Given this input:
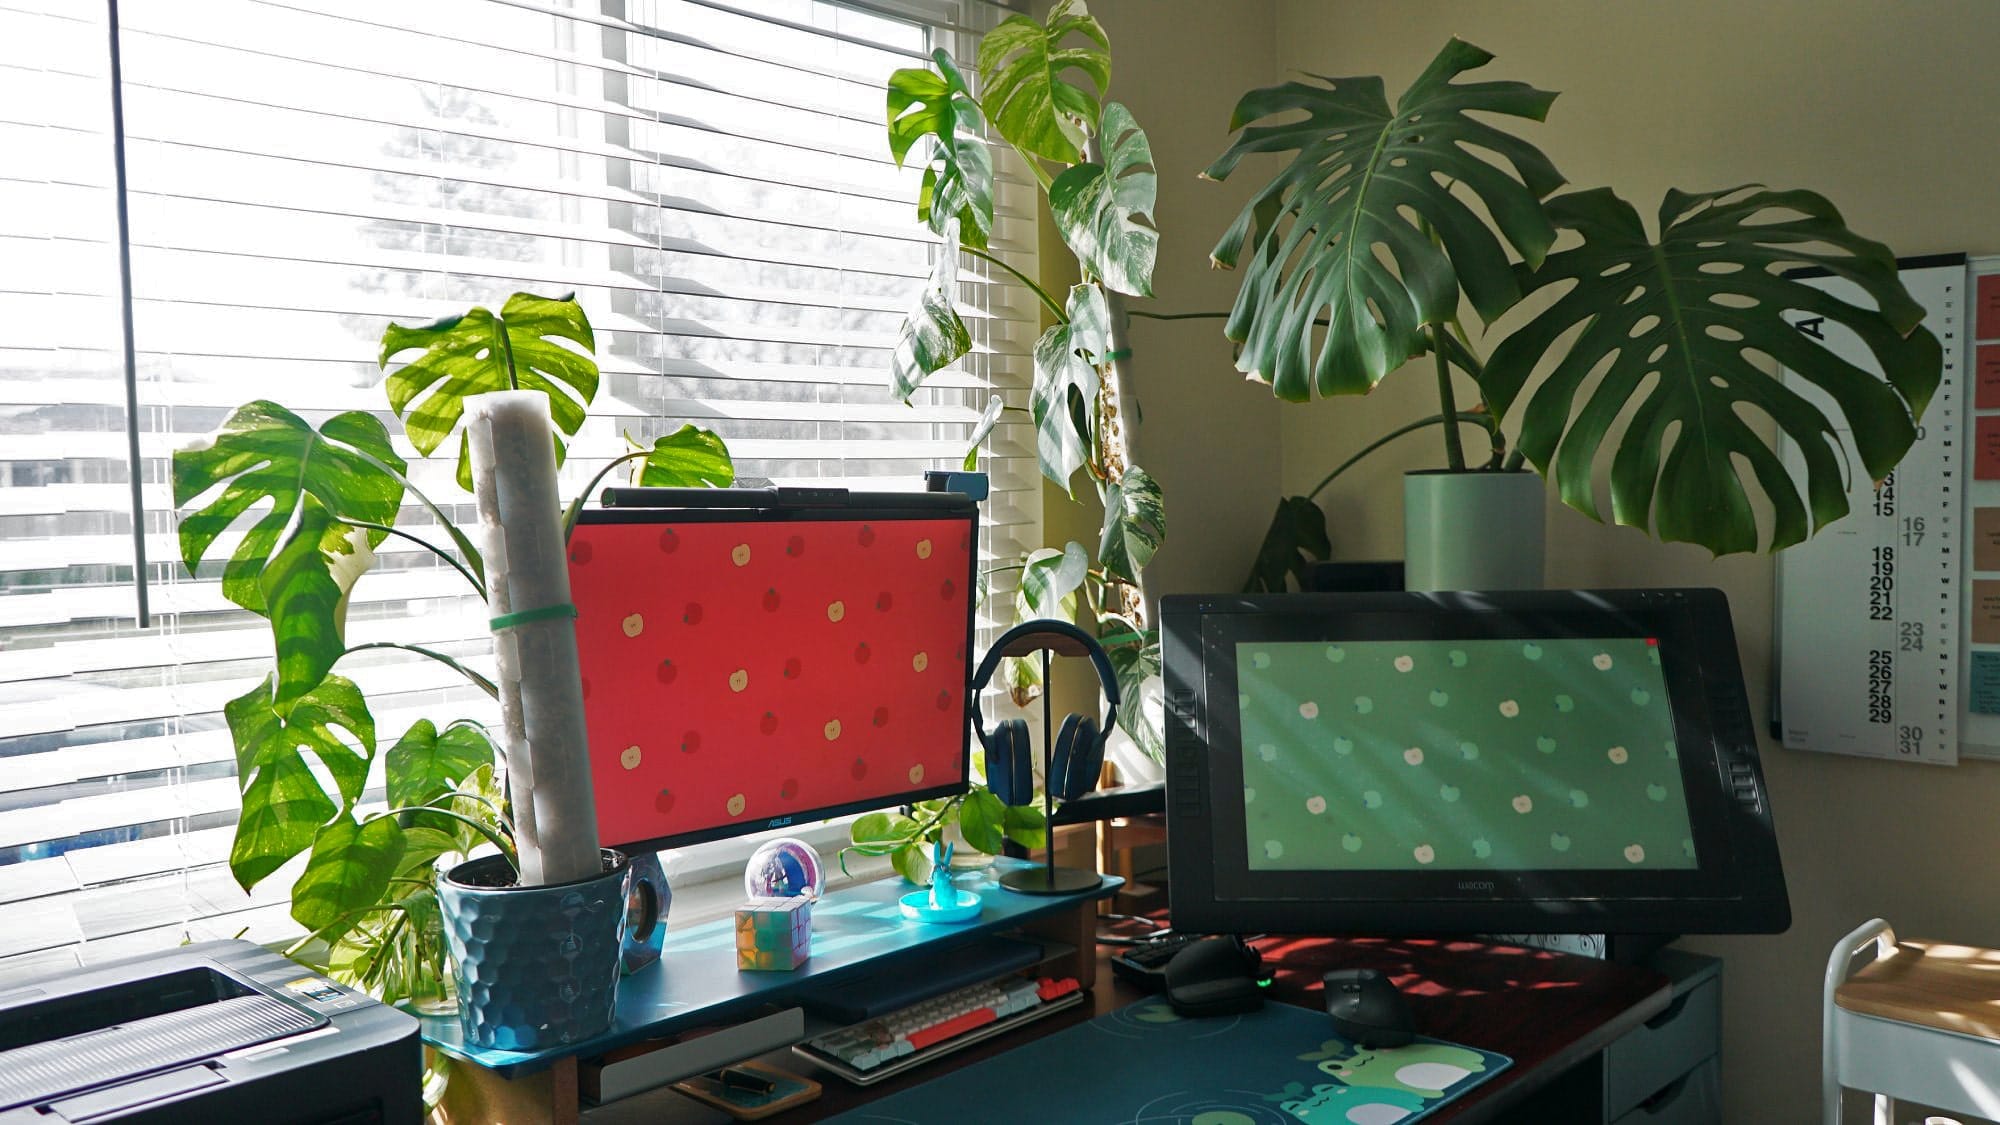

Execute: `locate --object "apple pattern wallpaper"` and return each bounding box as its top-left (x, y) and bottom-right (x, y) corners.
top-left (568, 516), bottom-right (973, 849)
top-left (1238, 638), bottom-right (1697, 872)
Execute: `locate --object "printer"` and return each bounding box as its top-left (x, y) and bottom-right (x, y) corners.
top-left (0, 939), bottom-right (420, 1124)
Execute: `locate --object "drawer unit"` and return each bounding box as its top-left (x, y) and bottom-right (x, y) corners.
top-left (1611, 1056), bottom-right (1723, 1125)
top-left (1603, 950), bottom-right (1723, 1121)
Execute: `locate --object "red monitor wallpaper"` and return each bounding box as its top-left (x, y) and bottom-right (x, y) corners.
top-left (567, 513), bottom-right (975, 850)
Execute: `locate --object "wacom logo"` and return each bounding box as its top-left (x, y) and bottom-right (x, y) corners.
top-left (1457, 880), bottom-right (1496, 892)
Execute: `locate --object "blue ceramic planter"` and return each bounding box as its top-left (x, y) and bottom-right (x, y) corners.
top-left (438, 849), bottom-right (631, 1052)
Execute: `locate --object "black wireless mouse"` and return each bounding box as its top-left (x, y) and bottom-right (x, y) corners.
top-left (1163, 936), bottom-right (1265, 1017)
top-left (1323, 968), bottom-right (1416, 1047)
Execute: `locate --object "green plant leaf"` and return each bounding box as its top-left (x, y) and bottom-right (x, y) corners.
top-left (636, 424), bottom-right (736, 487)
top-left (957, 787), bottom-right (1008, 854)
top-left (226, 674), bottom-right (375, 890)
top-left (1098, 464), bottom-right (1164, 586)
top-left (1032, 283), bottom-right (1110, 493)
top-left (1017, 541), bottom-right (1088, 623)
top-left (1049, 102), bottom-right (1156, 297)
top-left (1205, 37), bottom-right (1563, 402)
top-left (978, 0), bottom-right (1110, 165)
top-left (850, 810), bottom-right (919, 847)
top-left (1482, 186), bottom-right (1941, 556)
top-left (174, 403), bottom-right (406, 706)
top-left (890, 840), bottom-right (928, 884)
top-left (1002, 803), bottom-right (1047, 850)
top-left (891, 247), bottom-right (972, 402)
top-left (1100, 615), bottom-right (1162, 762)
top-left (386, 719), bottom-right (495, 810)
top-left (1244, 495), bottom-right (1331, 592)
top-left (889, 50), bottom-right (995, 251)
top-left (395, 826), bottom-right (464, 877)
top-left (291, 814), bottom-right (406, 944)
top-left (379, 292), bottom-right (599, 490)
top-left (963, 394), bottom-right (1006, 471)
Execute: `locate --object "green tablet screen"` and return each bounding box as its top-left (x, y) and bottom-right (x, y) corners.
top-left (1237, 638), bottom-right (1696, 872)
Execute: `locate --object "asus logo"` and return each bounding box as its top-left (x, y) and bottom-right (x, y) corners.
top-left (765, 816), bottom-right (795, 829)
top-left (1457, 880), bottom-right (1496, 892)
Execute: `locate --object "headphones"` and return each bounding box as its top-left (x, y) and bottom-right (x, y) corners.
top-left (968, 619), bottom-right (1122, 807)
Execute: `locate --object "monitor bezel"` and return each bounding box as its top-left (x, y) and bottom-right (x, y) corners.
top-left (574, 497), bottom-right (978, 855)
top-left (1164, 589), bottom-right (1790, 936)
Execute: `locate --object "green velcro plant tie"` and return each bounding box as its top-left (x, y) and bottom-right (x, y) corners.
top-left (1105, 348), bottom-right (1133, 362)
top-left (488, 603), bottom-right (578, 631)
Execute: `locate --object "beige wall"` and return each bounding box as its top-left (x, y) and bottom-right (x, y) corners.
top-left (1261, 3), bottom-right (2000, 1121)
top-left (1037, 0), bottom-right (1285, 608)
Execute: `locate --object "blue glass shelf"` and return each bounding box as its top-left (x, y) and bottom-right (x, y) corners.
top-left (420, 858), bottom-right (1120, 1077)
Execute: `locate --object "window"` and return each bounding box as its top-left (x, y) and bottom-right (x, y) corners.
top-left (0, 0), bottom-right (1037, 981)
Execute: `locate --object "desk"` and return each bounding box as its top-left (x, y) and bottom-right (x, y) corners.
top-left (607, 930), bottom-right (1685, 1124)
top-left (432, 860), bottom-right (1120, 1124)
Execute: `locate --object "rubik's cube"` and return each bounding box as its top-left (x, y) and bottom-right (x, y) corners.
top-left (735, 895), bottom-right (812, 971)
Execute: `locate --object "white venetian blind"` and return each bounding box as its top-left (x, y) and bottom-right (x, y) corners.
top-left (0, 0), bottom-right (1039, 982)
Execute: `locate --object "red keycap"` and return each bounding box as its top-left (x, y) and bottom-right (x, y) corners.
top-left (906, 1006), bottom-right (998, 1050)
top-left (1036, 976), bottom-right (1081, 1001)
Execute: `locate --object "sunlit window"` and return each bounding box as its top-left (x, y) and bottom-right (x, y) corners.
top-left (0, 0), bottom-right (1036, 980)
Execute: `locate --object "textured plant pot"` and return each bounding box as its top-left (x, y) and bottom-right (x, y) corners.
top-left (438, 848), bottom-right (631, 1052)
top-left (1404, 470), bottom-right (1545, 592)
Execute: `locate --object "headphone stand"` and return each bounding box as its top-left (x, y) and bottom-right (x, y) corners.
top-left (999, 647), bottom-right (1104, 896)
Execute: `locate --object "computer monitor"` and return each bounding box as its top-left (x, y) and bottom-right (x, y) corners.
top-left (568, 489), bottom-right (978, 853)
top-left (1163, 589), bottom-right (1789, 936)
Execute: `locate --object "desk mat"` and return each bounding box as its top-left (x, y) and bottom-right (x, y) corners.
top-left (825, 996), bottom-right (1511, 1124)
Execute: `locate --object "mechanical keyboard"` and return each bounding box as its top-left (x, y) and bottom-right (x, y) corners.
top-left (793, 973), bottom-right (1085, 1085)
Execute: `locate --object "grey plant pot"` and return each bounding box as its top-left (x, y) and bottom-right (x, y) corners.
top-left (1403, 470), bottom-right (1546, 592)
top-left (438, 848), bottom-right (631, 1052)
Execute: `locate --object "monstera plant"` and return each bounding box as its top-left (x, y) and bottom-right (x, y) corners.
top-left (1211, 38), bottom-right (1939, 589)
top-left (853, 2), bottom-right (1164, 876)
top-left (884, 0), bottom-right (1165, 756)
top-left (173, 294), bottom-right (731, 1086)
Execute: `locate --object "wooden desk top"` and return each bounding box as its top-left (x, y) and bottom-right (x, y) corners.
top-left (1836, 939), bottom-right (2000, 1043)
top-left (792, 933), bottom-right (1672, 1123)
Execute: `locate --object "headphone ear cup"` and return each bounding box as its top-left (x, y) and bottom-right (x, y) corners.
top-left (989, 719), bottom-right (1031, 806)
top-left (1049, 714), bottom-right (1084, 802)
top-left (1065, 717), bottom-right (1105, 801)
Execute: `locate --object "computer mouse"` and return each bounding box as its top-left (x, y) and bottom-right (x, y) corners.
top-left (1163, 936), bottom-right (1265, 1017)
top-left (1323, 968), bottom-right (1416, 1048)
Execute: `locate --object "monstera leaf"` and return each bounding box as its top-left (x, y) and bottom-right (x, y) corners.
top-left (891, 247), bottom-right (971, 402)
top-left (1244, 495), bottom-right (1332, 592)
top-left (888, 50), bottom-right (995, 250)
top-left (1098, 464), bottom-right (1163, 586)
top-left (1205, 38), bottom-right (1564, 402)
top-left (1099, 612), bottom-right (1161, 761)
top-left (977, 0), bottom-right (1110, 165)
top-left (379, 291), bottom-right (599, 490)
top-left (291, 813), bottom-right (406, 943)
top-left (1031, 283), bottom-right (1109, 492)
top-left (1481, 186), bottom-right (1941, 556)
top-left (226, 673), bottom-right (375, 889)
top-left (174, 403), bottom-right (406, 706)
top-left (963, 394), bottom-right (1005, 470)
top-left (1049, 102), bottom-right (1157, 297)
top-left (636, 425), bottom-right (736, 488)
top-left (1017, 541), bottom-right (1088, 622)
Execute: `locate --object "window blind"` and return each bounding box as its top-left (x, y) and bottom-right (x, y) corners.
top-left (0, 0), bottom-right (1039, 982)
